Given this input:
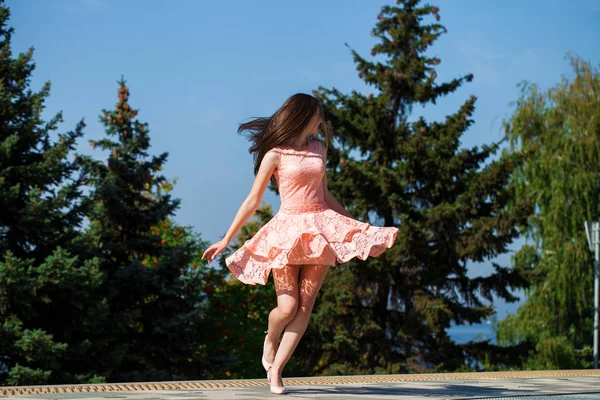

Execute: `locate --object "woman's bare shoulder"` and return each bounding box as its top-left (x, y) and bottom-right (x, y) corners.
top-left (264, 147), bottom-right (281, 166)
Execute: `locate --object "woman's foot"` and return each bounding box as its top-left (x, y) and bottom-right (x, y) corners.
top-left (266, 366), bottom-right (286, 395)
top-left (262, 330), bottom-right (277, 372)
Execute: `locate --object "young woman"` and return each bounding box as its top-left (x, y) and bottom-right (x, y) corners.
top-left (201, 93), bottom-right (398, 394)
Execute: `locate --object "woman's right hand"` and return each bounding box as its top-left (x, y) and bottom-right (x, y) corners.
top-left (201, 239), bottom-right (228, 263)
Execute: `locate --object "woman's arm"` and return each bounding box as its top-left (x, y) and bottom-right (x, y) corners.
top-left (222, 150), bottom-right (279, 244)
top-left (203, 150), bottom-right (279, 263)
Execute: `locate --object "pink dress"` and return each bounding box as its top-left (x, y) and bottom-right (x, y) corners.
top-left (225, 139), bottom-right (398, 285)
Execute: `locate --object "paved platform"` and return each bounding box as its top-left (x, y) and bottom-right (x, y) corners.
top-left (2, 370), bottom-right (600, 399)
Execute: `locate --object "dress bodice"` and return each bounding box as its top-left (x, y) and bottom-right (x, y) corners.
top-left (271, 140), bottom-right (328, 214)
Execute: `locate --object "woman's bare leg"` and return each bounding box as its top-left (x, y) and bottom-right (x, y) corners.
top-left (270, 264), bottom-right (329, 387)
top-left (263, 265), bottom-right (301, 367)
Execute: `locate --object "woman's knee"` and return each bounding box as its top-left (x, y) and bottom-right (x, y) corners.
top-left (278, 300), bottom-right (298, 321)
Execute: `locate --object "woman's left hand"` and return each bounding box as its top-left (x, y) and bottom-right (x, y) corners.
top-left (201, 239), bottom-right (228, 263)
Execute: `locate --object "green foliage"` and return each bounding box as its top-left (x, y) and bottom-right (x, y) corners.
top-left (496, 55), bottom-right (600, 369)
top-left (80, 79), bottom-right (213, 382)
top-left (304, 0), bottom-right (533, 374)
top-left (0, 0), bottom-right (216, 383)
top-left (0, 1), bottom-right (107, 384)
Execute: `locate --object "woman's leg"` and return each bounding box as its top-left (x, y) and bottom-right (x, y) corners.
top-left (270, 264), bottom-right (329, 386)
top-left (264, 264), bottom-right (301, 366)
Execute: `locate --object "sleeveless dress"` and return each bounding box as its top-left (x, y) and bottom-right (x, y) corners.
top-left (225, 139), bottom-right (399, 285)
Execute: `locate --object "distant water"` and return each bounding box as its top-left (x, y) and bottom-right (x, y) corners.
top-left (448, 322), bottom-right (495, 344)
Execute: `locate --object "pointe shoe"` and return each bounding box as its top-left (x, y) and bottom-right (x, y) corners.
top-left (262, 354), bottom-right (272, 372)
top-left (261, 330), bottom-right (273, 372)
top-left (266, 366), bottom-right (286, 395)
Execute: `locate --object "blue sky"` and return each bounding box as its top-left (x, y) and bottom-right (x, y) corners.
top-left (8, 0), bottom-right (600, 317)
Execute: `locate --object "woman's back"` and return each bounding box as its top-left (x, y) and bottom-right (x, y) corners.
top-left (272, 140), bottom-right (328, 215)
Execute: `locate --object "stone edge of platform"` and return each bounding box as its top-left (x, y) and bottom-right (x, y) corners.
top-left (2, 369), bottom-right (600, 397)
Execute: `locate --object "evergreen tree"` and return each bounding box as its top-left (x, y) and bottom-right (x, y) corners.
top-left (0, 0), bottom-right (105, 385)
top-left (82, 78), bottom-right (210, 381)
top-left (496, 55), bottom-right (600, 369)
top-left (303, 0), bottom-right (533, 374)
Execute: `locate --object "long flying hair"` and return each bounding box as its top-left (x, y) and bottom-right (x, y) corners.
top-left (238, 93), bottom-right (332, 185)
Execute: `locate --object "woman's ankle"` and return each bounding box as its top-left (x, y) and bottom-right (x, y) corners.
top-left (270, 363), bottom-right (284, 375)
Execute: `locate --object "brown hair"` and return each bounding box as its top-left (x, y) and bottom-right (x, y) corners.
top-left (238, 93), bottom-right (332, 185)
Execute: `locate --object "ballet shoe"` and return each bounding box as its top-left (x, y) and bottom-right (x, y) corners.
top-left (266, 366), bottom-right (286, 395)
top-left (262, 330), bottom-right (273, 372)
top-left (262, 354), bottom-right (272, 372)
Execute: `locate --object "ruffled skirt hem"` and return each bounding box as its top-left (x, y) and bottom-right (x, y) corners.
top-left (224, 209), bottom-right (398, 285)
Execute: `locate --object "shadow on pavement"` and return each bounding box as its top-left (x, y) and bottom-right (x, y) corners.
top-left (289, 383), bottom-right (536, 398)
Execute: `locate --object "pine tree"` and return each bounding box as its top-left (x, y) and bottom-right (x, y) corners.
top-left (0, 0), bottom-right (105, 385)
top-left (304, 0), bottom-right (533, 374)
top-left (496, 55), bottom-right (600, 369)
top-left (82, 78), bottom-right (210, 381)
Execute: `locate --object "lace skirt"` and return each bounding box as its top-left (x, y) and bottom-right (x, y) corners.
top-left (224, 206), bottom-right (399, 285)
